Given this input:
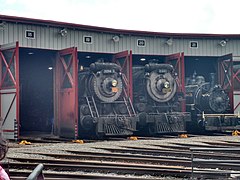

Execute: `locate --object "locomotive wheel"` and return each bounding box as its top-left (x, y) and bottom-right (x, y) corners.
top-left (80, 105), bottom-right (90, 115)
top-left (80, 116), bottom-right (95, 131)
top-left (138, 112), bottom-right (147, 127)
top-left (114, 104), bottom-right (128, 114)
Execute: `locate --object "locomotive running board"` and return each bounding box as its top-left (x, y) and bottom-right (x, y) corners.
top-left (202, 111), bottom-right (240, 119)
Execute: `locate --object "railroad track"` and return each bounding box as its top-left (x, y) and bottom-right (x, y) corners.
top-left (5, 135), bottom-right (240, 179)
top-left (8, 149), bottom-right (240, 170)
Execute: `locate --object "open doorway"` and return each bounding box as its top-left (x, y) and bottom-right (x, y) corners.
top-left (184, 56), bottom-right (218, 82)
top-left (19, 48), bottom-right (55, 136)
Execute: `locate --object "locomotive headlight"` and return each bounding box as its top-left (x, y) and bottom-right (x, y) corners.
top-left (164, 81), bottom-right (170, 89)
top-left (112, 79), bottom-right (118, 87)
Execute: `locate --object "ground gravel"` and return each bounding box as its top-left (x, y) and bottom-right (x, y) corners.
top-left (6, 135), bottom-right (240, 159)
top-left (3, 135), bottom-right (240, 179)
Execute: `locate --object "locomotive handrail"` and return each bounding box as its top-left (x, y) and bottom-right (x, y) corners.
top-left (85, 97), bottom-right (94, 117)
top-left (121, 73), bottom-right (129, 97)
top-left (202, 111), bottom-right (240, 119)
top-left (121, 73), bottom-right (136, 116)
top-left (123, 97), bottom-right (136, 117)
top-left (128, 97), bottom-right (136, 116)
top-left (123, 97), bottom-right (131, 116)
top-left (91, 96), bottom-right (99, 118)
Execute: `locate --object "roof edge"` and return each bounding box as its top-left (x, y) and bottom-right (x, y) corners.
top-left (1, 14), bottom-right (240, 39)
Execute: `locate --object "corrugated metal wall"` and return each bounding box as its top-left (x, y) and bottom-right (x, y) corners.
top-left (0, 21), bottom-right (239, 56)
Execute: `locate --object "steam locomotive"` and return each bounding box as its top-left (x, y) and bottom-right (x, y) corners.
top-left (78, 61), bottom-right (137, 138)
top-left (133, 61), bottom-right (190, 135)
top-left (185, 72), bottom-right (240, 132)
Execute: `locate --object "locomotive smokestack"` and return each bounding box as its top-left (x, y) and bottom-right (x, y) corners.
top-left (210, 73), bottom-right (216, 88)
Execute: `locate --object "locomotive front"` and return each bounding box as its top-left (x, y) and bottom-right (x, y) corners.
top-left (78, 62), bottom-right (137, 138)
top-left (145, 63), bottom-right (177, 103)
top-left (185, 72), bottom-right (239, 132)
top-left (133, 62), bottom-right (188, 135)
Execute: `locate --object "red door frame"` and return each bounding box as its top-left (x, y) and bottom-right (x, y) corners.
top-left (218, 53), bottom-right (234, 112)
top-left (0, 42), bottom-right (19, 139)
top-left (233, 57), bottom-right (240, 111)
top-left (112, 50), bottom-right (133, 101)
top-left (165, 52), bottom-right (186, 111)
top-left (55, 47), bottom-right (78, 139)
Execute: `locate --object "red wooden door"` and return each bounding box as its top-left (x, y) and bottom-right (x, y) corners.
top-left (0, 42), bottom-right (19, 140)
top-left (218, 54), bottom-right (233, 112)
top-left (165, 52), bottom-right (186, 111)
top-left (233, 58), bottom-right (240, 113)
top-left (112, 50), bottom-right (133, 101)
top-left (55, 47), bottom-right (78, 138)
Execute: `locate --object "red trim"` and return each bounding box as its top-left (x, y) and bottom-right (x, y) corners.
top-left (16, 42), bottom-right (19, 139)
top-left (181, 52), bottom-right (186, 112)
top-left (59, 56), bottom-right (74, 87)
top-left (165, 53), bottom-right (183, 92)
top-left (234, 92), bottom-right (240, 111)
top-left (234, 102), bottom-right (240, 111)
top-left (129, 50), bottom-right (133, 101)
top-left (0, 42), bottom-right (19, 139)
top-left (74, 48), bottom-right (78, 139)
top-left (1, 14), bottom-right (240, 39)
top-left (55, 47), bottom-right (78, 139)
top-left (112, 50), bottom-right (133, 100)
top-left (165, 52), bottom-right (186, 112)
top-left (0, 47), bottom-right (17, 87)
top-left (3, 129), bottom-right (14, 132)
top-left (218, 54), bottom-right (234, 112)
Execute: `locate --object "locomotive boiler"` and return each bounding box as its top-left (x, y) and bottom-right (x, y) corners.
top-left (78, 61), bottom-right (137, 138)
top-left (133, 62), bottom-right (190, 135)
top-left (185, 72), bottom-right (240, 132)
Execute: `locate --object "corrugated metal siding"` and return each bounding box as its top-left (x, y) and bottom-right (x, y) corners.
top-left (1, 22), bottom-right (240, 56)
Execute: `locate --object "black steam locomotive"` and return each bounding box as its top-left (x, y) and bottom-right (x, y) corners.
top-left (185, 72), bottom-right (240, 132)
top-left (133, 62), bottom-right (190, 135)
top-left (78, 61), bottom-right (137, 138)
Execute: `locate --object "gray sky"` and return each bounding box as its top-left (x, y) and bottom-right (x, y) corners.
top-left (0, 0), bottom-right (239, 34)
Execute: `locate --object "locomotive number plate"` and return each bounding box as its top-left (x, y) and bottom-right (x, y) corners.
top-left (159, 69), bottom-right (167, 73)
top-left (112, 87), bottom-right (118, 92)
top-left (103, 69), bottom-right (115, 74)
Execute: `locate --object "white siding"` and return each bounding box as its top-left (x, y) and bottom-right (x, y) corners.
top-left (1, 22), bottom-right (240, 56)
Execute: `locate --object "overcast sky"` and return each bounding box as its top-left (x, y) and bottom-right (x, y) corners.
top-left (0, 0), bottom-right (239, 34)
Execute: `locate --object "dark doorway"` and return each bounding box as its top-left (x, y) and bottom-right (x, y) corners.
top-left (19, 48), bottom-right (55, 135)
top-left (185, 56), bottom-right (218, 82)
